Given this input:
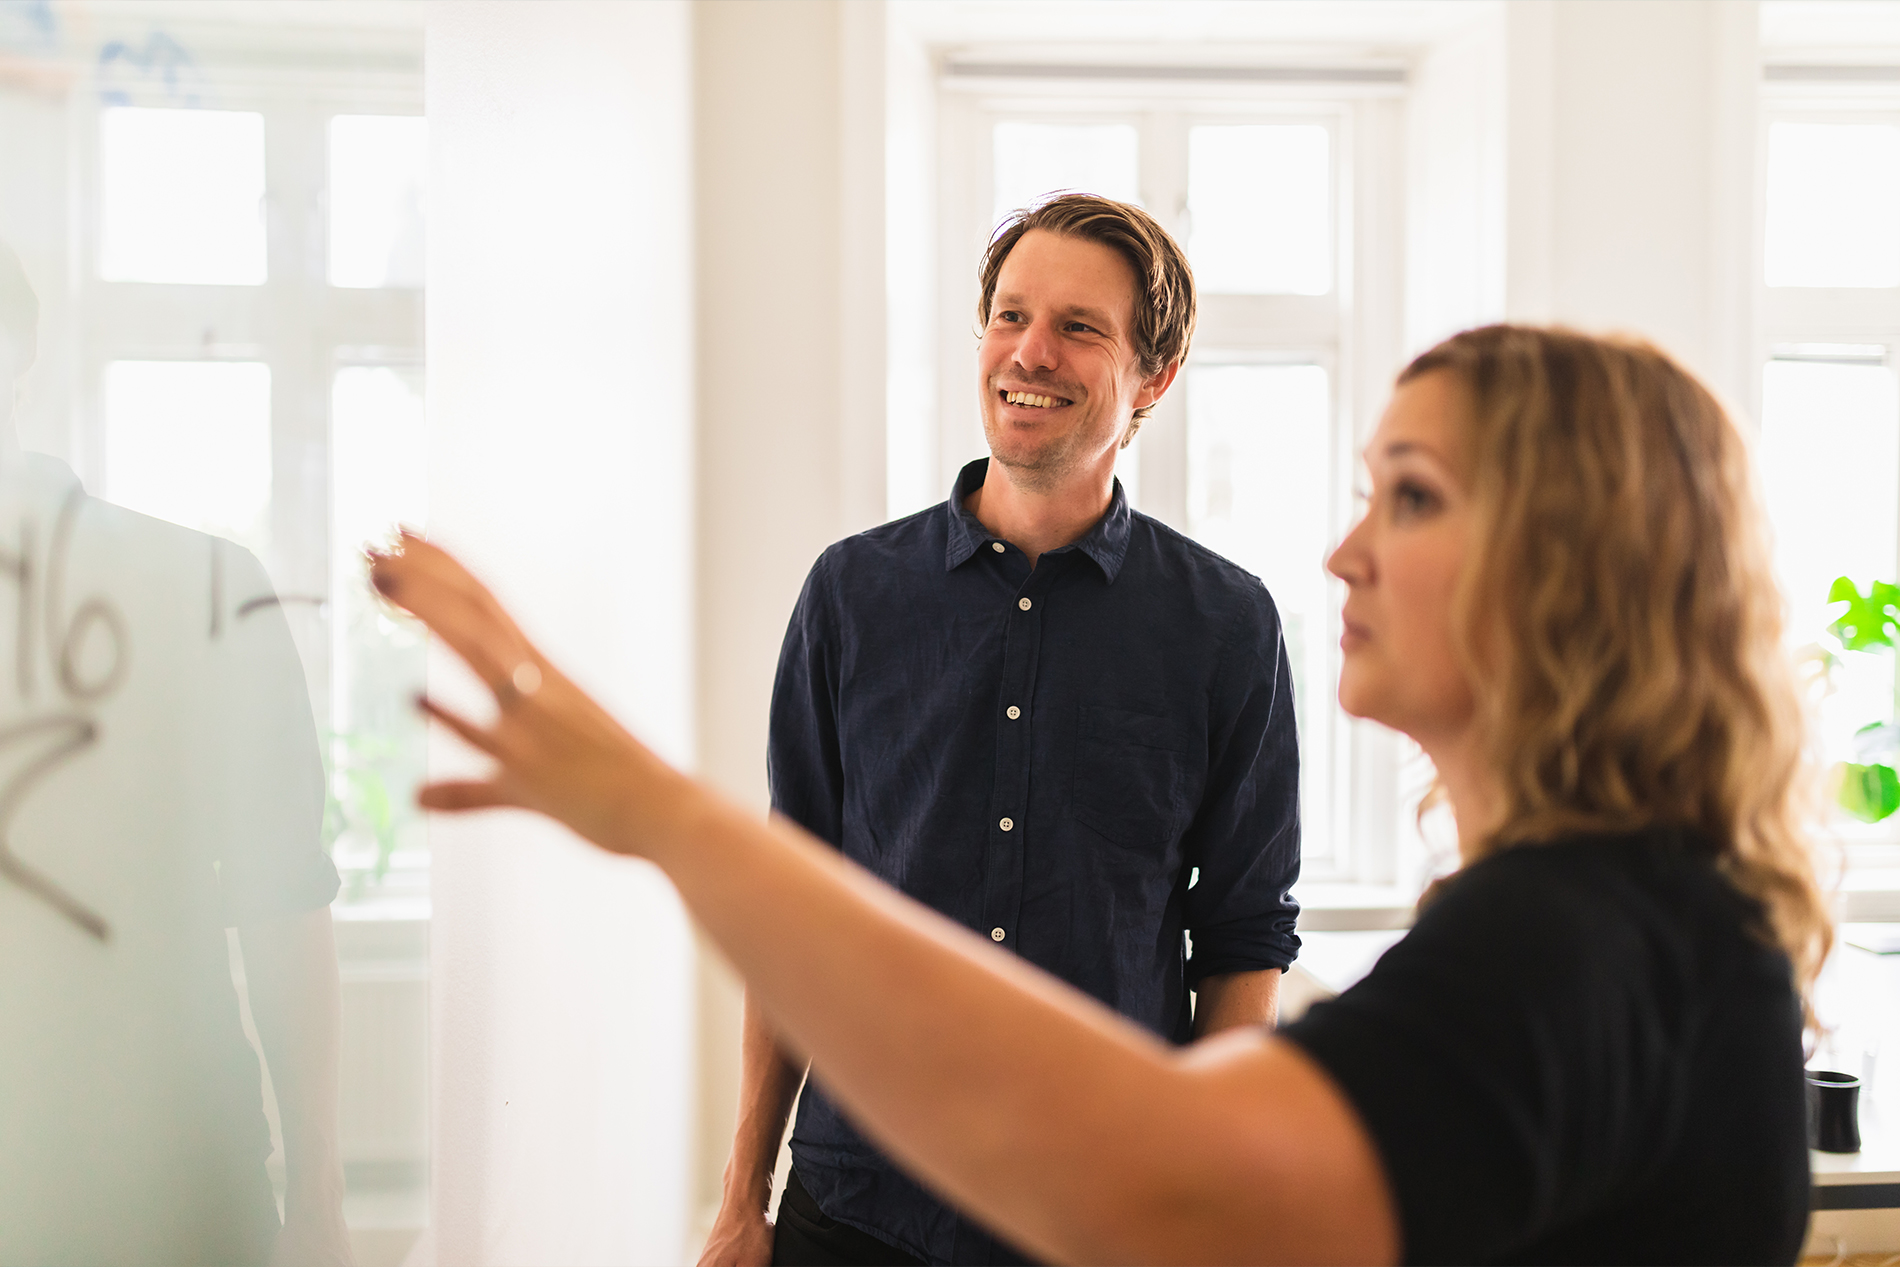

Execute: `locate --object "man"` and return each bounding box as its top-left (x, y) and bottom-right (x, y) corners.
top-left (700, 195), bottom-right (1301, 1267)
top-left (0, 240), bottom-right (353, 1266)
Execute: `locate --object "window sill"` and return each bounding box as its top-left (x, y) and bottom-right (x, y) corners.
top-left (1294, 883), bottom-right (1419, 932)
top-left (1841, 870), bottom-right (1900, 923)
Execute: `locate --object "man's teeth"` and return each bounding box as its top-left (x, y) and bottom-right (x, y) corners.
top-left (1004, 390), bottom-right (1067, 408)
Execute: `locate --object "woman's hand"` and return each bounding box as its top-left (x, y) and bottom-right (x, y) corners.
top-left (366, 530), bottom-right (692, 857)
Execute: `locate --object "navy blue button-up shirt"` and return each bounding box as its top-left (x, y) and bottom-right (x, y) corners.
top-left (771, 458), bottom-right (1301, 1265)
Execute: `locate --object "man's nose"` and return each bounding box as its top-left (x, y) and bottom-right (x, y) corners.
top-left (1013, 317), bottom-right (1061, 373)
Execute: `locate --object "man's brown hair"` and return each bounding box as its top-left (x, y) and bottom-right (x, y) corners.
top-left (977, 193), bottom-right (1196, 438)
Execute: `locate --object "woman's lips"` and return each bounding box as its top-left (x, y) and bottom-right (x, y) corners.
top-left (1340, 617), bottom-right (1370, 651)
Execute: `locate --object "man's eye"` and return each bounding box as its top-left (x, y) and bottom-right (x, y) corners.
top-left (1065, 321), bottom-right (1097, 334)
top-left (997, 310), bottom-right (1024, 324)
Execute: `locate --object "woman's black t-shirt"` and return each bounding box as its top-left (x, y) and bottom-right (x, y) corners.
top-left (1281, 828), bottom-right (1809, 1266)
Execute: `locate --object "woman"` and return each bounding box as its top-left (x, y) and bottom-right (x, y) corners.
top-left (371, 325), bottom-right (1831, 1265)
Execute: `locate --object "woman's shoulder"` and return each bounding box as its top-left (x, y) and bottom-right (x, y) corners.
top-left (1433, 825), bottom-right (1739, 911)
top-left (1412, 825), bottom-right (1786, 987)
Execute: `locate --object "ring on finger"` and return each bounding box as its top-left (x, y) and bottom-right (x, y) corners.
top-left (500, 660), bottom-right (542, 702)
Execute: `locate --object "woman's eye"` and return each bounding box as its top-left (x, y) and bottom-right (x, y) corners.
top-left (1391, 479), bottom-right (1440, 518)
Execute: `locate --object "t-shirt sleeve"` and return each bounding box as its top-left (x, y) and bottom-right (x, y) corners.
top-left (1181, 583), bottom-right (1301, 980)
top-left (1280, 854), bottom-right (1674, 1265)
top-left (210, 542), bottom-right (340, 924)
top-left (767, 552), bottom-right (846, 847)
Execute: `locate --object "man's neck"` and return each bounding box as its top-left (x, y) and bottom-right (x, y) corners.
top-left (964, 456), bottom-right (1116, 569)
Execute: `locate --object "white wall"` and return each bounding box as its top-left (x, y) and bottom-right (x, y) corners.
top-left (1404, 0), bottom-right (1760, 414)
top-left (425, 4), bottom-right (696, 1263)
top-left (691, 0), bottom-right (889, 1235)
top-left (1405, 7), bottom-right (1508, 355)
top-left (1502, 0), bottom-right (1761, 410)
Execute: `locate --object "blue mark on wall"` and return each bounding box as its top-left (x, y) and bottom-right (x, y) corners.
top-left (97, 31), bottom-right (206, 108)
top-left (0, 0), bottom-right (60, 54)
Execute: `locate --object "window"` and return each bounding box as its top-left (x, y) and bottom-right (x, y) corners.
top-left (102, 359), bottom-right (274, 551)
top-left (99, 107), bottom-right (268, 285)
top-left (929, 63), bottom-right (1409, 886)
top-left (1758, 76), bottom-right (1900, 872)
top-left (82, 96), bottom-right (428, 908)
top-left (49, 21), bottom-right (431, 1238)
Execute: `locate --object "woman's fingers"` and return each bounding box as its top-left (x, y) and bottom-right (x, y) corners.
top-left (369, 533), bottom-right (672, 858)
top-left (370, 532), bottom-right (537, 696)
top-left (417, 694), bottom-right (506, 757)
top-left (419, 780), bottom-right (518, 812)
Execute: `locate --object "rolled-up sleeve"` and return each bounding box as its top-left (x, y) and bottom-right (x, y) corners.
top-left (767, 551), bottom-right (846, 848)
top-left (1182, 584), bottom-right (1301, 980)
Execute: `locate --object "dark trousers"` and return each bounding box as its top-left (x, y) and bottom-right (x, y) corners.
top-left (773, 1168), bottom-right (926, 1267)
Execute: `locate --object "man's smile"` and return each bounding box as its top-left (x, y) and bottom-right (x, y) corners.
top-left (999, 388), bottom-right (1075, 410)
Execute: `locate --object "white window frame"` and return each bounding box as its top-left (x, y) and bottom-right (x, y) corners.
top-left (927, 59), bottom-right (1410, 889)
top-left (70, 68), bottom-right (422, 741)
top-left (1759, 65), bottom-right (1900, 915)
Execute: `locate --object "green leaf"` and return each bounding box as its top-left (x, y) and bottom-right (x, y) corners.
top-left (1839, 762), bottom-right (1900, 822)
top-left (1828, 577), bottom-right (1900, 651)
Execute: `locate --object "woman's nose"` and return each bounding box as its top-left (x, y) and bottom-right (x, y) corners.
top-left (1327, 516), bottom-right (1371, 585)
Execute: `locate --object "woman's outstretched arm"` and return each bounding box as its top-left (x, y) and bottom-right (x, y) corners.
top-left (370, 534), bottom-right (1398, 1266)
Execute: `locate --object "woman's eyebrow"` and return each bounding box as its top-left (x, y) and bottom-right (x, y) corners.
top-left (1361, 440), bottom-right (1437, 465)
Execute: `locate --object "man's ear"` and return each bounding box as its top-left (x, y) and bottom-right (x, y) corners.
top-left (1133, 359), bottom-right (1182, 412)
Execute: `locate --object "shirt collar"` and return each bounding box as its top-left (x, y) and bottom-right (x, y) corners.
top-left (942, 457), bottom-right (1133, 583)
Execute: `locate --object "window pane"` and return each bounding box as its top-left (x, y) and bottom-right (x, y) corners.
top-left (1765, 122), bottom-right (1900, 289)
top-left (329, 115), bottom-right (428, 289)
top-left (1759, 357), bottom-right (1900, 758)
top-left (992, 122), bottom-right (1138, 230)
top-left (330, 367), bottom-right (428, 907)
top-left (99, 108), bottom-right (266, 285)
top-left (1187, 363), bottom-right (1334, 839)
top-left (103, 360), bottom-right (272, 553)
top-left (1188, 124), bottom-right (1331, 295)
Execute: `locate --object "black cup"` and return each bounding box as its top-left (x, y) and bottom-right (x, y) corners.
top-left (1809, 1069), bottom-right (1862, 1153)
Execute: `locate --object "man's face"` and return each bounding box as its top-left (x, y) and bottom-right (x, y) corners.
top-left (977, 229), bottom-right (1167, 492)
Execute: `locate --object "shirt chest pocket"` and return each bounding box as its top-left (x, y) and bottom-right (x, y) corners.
top-left (1071, 704), bottom-right (1194, 850)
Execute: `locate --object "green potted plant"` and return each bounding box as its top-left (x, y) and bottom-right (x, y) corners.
top-left (1824, 576), bottom-right (1900, 822)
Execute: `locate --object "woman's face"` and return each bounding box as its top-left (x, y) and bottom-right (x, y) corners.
top-left (1327, 370), bottom-right (1476, 747)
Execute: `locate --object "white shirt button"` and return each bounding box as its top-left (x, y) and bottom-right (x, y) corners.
top-left (991, 541), bottom-right (1005, 553)
top-left (1018, 597), bottom-right (1032, 611)
top-left (1006, 705), bottom-right (1020, 720)
top-left (991, 927), bottom-right (1005, 942)
top-left (999, 816), bottom-right (1014, 831)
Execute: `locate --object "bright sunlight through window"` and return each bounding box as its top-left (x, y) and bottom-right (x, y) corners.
top-left (1765, 122), bottom-right (1900, 289)
top-left (1187, 362), bottom-right (1334, 839)
top-left (1188, 125), bottom-right (1332, 296)
top-left (328, 115), bottom-right (428, 289)
top-left (99, 108), bottom-right (267, 286)
top-left (991, 122), bottom-right (1139, 230)
top-left (103, 360), bottom-right (273, 553)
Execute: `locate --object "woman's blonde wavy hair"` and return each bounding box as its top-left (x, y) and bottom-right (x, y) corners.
top-left (1404, 325), bottom-right (1833, 1009)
